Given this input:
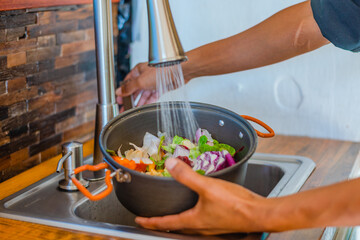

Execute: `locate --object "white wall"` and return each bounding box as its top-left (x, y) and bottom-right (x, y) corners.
top-left (131, 0), bottom-right (360, 142)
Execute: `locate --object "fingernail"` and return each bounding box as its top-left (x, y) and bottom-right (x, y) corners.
top-left (165, 158), bottom-right (178, 170)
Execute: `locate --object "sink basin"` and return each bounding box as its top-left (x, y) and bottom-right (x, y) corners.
top-left (0, 153), bottom-right (315, 239)
top-left (74, 162), bottom-right (284, 227)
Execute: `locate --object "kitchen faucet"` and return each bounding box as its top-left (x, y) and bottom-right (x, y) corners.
top-left (89, 0), bottom-right (187, 180)
top-left (147, 0), bottom-right (187, 66)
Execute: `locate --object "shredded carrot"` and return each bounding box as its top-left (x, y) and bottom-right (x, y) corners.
top-left (148, 163), bottom-right (156, 172)
top-left (112, 156), bottom-right (136, 170)
top-left (135, 161), bottom-right (148, 172)
top-left (112, 156), bottom-right (155, 173)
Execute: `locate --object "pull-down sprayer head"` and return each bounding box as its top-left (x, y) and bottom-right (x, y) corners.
top-left (147, 0), bottom-right (187, 67)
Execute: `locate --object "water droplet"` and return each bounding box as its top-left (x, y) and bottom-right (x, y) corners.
top-left (219, 120), bottom-right (224, 126)
top-left (239, 132), bottom-right (244, 138)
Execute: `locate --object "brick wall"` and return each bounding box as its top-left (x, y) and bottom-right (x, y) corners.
top-left (0, 4), bottom-right (119, 182)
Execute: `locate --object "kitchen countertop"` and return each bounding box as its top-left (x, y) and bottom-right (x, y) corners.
top-left (0, 135), bottom-right (359, 240)
top-left (0, 0), bottom-right (120, 11)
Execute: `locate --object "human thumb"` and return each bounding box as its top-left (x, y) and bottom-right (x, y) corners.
top-left (165, 158), bottom-right (207, 194)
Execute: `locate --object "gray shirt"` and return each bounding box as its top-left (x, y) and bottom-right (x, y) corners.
top-left (311, 0), bottom-right (360, 52)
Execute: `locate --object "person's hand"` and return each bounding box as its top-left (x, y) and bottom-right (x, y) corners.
top-left (115, 62), bottom-right (158, 111)
top-left (116, 89), bottom-right (158, 112)
top-left (135, 158), bottom-right (275, 235)
top-left (115, 61), bottom-right (194, 112)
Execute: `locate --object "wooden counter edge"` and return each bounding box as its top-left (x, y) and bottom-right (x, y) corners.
top-left (349, 150), bottom-right (360, 179)
top-left (0, 139), bottom-right (94, 200)
top-left (0, 0), bottom-right (120, 11)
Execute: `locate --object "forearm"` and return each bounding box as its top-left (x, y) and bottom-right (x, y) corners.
top-left (182, 1), bottom-right (329, 81)
top-left (265, 178), bottom-right (360, 232)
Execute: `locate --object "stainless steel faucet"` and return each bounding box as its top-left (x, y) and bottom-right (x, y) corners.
top-left (90, 0), bottom-right (187, 180)
top-left (89, 0), bottom-right (119, 180)
top-left (147, 0), bottom-right (187, 66)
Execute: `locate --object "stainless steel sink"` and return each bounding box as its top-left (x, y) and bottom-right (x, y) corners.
top-left (0, 153), bottom-right (315, 240)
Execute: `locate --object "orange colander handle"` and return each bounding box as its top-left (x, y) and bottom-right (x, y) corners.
top-left (241, 115), bottom-right (275, 138)
top-left (71, 162), bottom-right (113, 201)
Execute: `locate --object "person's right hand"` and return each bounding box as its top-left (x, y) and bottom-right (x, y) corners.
top-left (115, 62), bottom-right (158, 111)
top-left (135, 158), bottom-right (275, 235)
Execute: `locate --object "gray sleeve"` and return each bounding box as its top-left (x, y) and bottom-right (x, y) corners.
top-left (311, 0), bottom-right (360, 52)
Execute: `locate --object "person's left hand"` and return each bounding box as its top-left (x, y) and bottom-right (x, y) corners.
top-left (116, 89), bottom-right (158, 112)
top-left (135, 158), bottom-right (276, 235)
top-left (115, 62), bottom-right (158, 112)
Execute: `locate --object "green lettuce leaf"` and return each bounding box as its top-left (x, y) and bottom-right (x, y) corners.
top-left (172, 135), bottom-right (184, 145)
top-left (189, 148), bottom-right (201, 159)
top-left (198, 136), bottom-right (220, 153)
top-left (161, 145), bottom-right (174, 153)
top-left (155, 159), bottom-right (165, 170)
top-left (162, 169), bottom-right (172, 177)
top-left (106, 149), bottom-right (116, 156)
top-left (199, 144), bottom-right (218, 153)
top-left (158, 135), bottom-right (165, 154)
top-left (219, 143), bottom-right (236, 156)
top-left (198, 135), bottom-right (207, 146)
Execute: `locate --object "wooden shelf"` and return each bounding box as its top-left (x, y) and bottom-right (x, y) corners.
top-left (0, 0), bottom-right (119, 12)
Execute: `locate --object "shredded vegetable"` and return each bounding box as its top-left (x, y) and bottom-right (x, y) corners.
top-left (107, 128), bottom-right (242, 177)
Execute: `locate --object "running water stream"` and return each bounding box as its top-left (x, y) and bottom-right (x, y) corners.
top-left (156, 63), bottom-right (199, 142)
